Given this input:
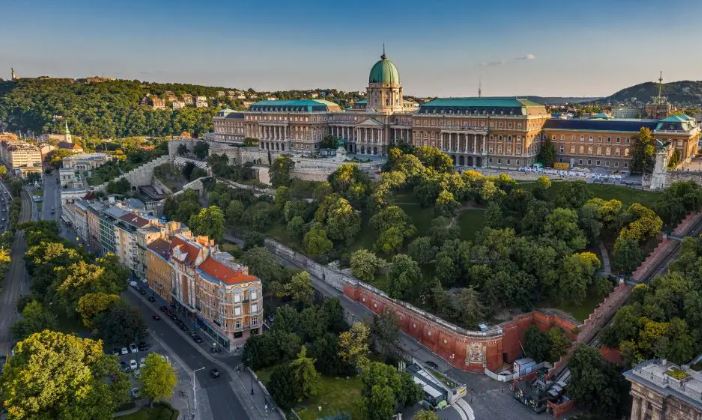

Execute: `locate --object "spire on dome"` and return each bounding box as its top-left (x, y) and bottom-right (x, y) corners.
top-left (381, 43), bottom-right (386, 60)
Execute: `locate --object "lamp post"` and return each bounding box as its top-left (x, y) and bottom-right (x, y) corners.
top-left (192, 367), bottom-right (205, 420)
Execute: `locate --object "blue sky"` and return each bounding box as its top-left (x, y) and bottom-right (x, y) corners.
top-left (2, 0), bottom-right (701, 97)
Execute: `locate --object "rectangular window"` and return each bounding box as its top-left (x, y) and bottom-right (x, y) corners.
top-left (251, 303), bottom-right (258, 313)
top-left (250, 290), bottom-right (257, 300)
top-left (234, 306), bottom-right (241, 316)
top-left (233, 293), bottom-right (240, 303)
top-left (559, 146), bottom-right (564, 153)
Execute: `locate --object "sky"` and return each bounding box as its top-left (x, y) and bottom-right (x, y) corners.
top-left (2, 0), bottom-right (701, 97)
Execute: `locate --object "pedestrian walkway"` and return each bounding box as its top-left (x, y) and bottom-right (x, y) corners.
top-left (598, 241), bottom-right (611, 276)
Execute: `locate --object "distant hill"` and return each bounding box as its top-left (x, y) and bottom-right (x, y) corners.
top-left (598, 80), bottom-right (702, 106)
top-left (524, 96), bottom-right (600, 105)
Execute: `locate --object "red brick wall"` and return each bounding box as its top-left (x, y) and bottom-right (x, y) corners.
top-left (343, 283), bottom-right (577, 373)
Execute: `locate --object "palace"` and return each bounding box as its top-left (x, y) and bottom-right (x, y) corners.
top-left (212, 52), bottom-right (700, 172)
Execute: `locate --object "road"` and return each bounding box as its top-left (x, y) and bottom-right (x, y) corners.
top-left (269, 245), bottom-right (542, 420)
top-left (42, 171), bottom-right (60, 223)
top-left (124, 290), bottom-right (275, 420)
top-left (0, 188), bottom-right (32, 356)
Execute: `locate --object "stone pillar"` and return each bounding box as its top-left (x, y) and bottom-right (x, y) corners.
top-left (473, 135), bottom-right (477, 154)
top-left (482, 135), bottom-right (487, 154)
top-left (630, 396), bottom-right (641, 420)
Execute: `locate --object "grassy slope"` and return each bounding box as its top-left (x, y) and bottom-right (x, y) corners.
top-left (256, 367), bottom-right (364, 420)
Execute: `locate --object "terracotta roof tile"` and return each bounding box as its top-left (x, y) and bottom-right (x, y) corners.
top-left (119, 212), bottom-right (149, 228)
top-left (198, 256), bottom-right (256, 285)
top-left (147, 238), bottom-right (171, 260)
top-left (170, 236), bottom-right (201, 265)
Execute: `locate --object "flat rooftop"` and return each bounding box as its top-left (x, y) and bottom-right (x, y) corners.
top-left (624, 359), bottom-right (702, 411)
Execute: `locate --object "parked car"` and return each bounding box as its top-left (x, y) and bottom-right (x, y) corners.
top-left (138, 288), bottom-right (147, 295)
top-left (210, 368), bottom-right (220, 378)
top-left (120, 347), bottom-right (129, 355)
top-left (152, 314), bottom-right (161, 321)
top-left (112, 348), bottom-right (120, 356)
top-left (129, 281), bottom-right (138, 289)
top-left (194, 336), bottom-right (203, 344)
top-left (425, 361), bottom-right (439, 369)
top-left (129, 343), bottom-right (138, 353)
top-left (130, 387), bottom-right (140, 399)
top-left (147, 296), bottom-right (156, 302)
top-left (139, 357), bottom-right (146, 368)
top-left (138, 342), bottom-right (149, 351)
top-left (129, 360), bottom-right (138, 371)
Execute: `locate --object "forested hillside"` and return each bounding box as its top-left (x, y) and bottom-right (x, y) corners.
top-left (599, 80), bottom-right (702, 106)
top-left (0, 78), bottom-right (368, 139)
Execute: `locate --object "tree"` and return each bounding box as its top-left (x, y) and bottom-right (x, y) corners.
top-left (226, 199), bottom-right (245, 224)
top-left (106, 178), bottom-right (131, 195)
top-left (77, 292), bottom-right (120, 328)
top-left (338, 322), bottom-right (370, 369)
top-left (523, 326), bottom-right (552, 362)
top-left (613, 236), bottom-right (644, 274)
top-left (414, 410), bottom-right (439, 420)
top-left (93, 300), bottom-right (147, 347)
top-left (11, 300), bottom-right (57, 341)
top-left (140, 353), bottom-right (177, 404)
top-left (407, 236), bottom-right (435, 265)
top-left (547, 327), bottom-right (570, 362)
top-left (350, 249), bottom-right (386, 282)
top-left (0, 331), bottom-right (128, 419)
top-left (315, 195), bottom-right (360, 244)
top-left (435, 189), bottom-right (459, 216)
top-left (544, 207), bottom-right (587, 252)
top-left (631, 127), bottom-right (655, 174)
top-left (365, 385), bottom-right (395, 420)
top-left (567, 345), bottom-right (629, 418)
top-left (371, 311), bottom-right (400, 362)
top-left (270, 155), bottom-right (295, 187)
top-left (268, 364), bottom-right (298, 409)
top-left (189, 205), bottom-right (225, 242)
top-left (360, 361), bottom-right (422, 420)
top-left (289, 346), bottom-right (319, 400)
top-left (388, 254), bottom-right (423, 301)
top-left (454, 287), bottom-right (485, 329)
top-left (559, 252), bottom-right (601, 304)
top-left (193, 141), bottom-right (210, 160)
top-left (537, 138), bottom-right (556, 167)
top-left (554, 181), bottom-right (592, 209)
top-left (284, 271), bottom-right (315, 306)
top-left (303, 224), bottom-right (333, 257)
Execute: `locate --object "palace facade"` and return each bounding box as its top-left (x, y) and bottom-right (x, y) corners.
top-left (212, 53), bottom-right (700, 171)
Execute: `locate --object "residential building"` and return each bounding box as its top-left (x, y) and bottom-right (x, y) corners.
top-left (114, 212), bottom-right (151, 277)
top-left (624, 359), bottom-right (702, 420)
top-left (182, 93), bottom-right (194, 105)
top-left (172, 100), bottom-right (186, 110)
top-left (145, 232), bottom-right (263, 350)
top-left (195, 96), bottom-right (208, 108)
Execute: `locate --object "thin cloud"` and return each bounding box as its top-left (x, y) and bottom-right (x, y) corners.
top-left (480, 53), bottom-right (536, 67)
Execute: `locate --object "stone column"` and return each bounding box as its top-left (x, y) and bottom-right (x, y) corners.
top-left (482, 135), bottom-right (487, 154)
top-left (630, 396), bottom-right (641, 420)
top-left (473, 135), bottom-right (477, 154)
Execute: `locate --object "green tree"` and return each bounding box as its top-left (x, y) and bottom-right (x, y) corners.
top-left (388, 254), bottom-right (423, 301)
top-left (286, 215), bottom-right (305, 240)
top-left (140, 353), bottom-right (177, 404)
top-left (350, 249), bottom-right (386, 282)
top-left (537, 138), bottom-right (556, 167)
top-left (303, 224), bottom-right (333, 257)
top-left (289, 346), bottom-right (319, 400)
top-left (93, 300), bottom-right (147, 347)
top-left (544, 207), bottom-right (587, 251)
top-left (414, 410), bottom-right (439, 420)
top-left (559, 252), bottom-right (601, 304)
top-left (189, 205), bottom-right (225, 242)
top-left (567, 345), bottom-right (629, 418)
top-left (315, 195), bottom-right (360, 244)
top-left (613, 236), bottom-right (644, 274)
top-left (631, 127), bottom-right (655, 174)
top-left (106, 178), bottom-right (131, 195)
top-left (270, 155), bottom-right (295, 187)
top-left (407, 236), bottom-right (436, 265)
top-left (225, 199), bottom-right (245, 223)
top-left (455, 287), bottom-right (485, 329)
top-left (193, 141), bottom-right (210, 160)
top-left (11, 300), bottom-right (57, 341)
top-left (76, 292), bottom-right (120, 328)
top-left (284, 271), bottom-right (315, 306)
top-left (0, 331), bottom-right (128, 419)
top-left (268, 364), bottom-right (298, 409)
top-left (338, 322), bottom-right (370, 370)
top-left (523, 326), bottom-right (552, 362)
top-left (435, 189), bottom-right (459, 216)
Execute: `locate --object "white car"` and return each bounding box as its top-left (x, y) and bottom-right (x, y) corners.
top-left (130, 387), bottom-right (140, 399)
top-left (120, 347), bottom-right (128, 355)
top-left (129, 359), bottom-right (138, 371)
top-left (129, 343), bottom-right (138, 353)
top-left (139, 357), bottom-right (146, 368)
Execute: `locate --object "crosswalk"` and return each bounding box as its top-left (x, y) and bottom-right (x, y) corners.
top-left (452, 398), bottom-right (475, 420)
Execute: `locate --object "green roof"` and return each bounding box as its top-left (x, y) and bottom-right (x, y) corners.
top-left (249, 99), bottom-right (340, 112)
top-left (660, 114), bottom-right (693, 123)
top-left (369, 54), bottom-right (400, 85)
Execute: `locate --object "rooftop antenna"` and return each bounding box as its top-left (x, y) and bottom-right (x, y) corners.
top-left (657, 71), bottom-right (664, 101)
top-left (381, 43), bottom-right (386, 59)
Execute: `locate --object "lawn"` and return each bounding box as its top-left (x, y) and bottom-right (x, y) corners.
top-left (118, 403), bottom-right (178, 420)
top-left (457, 208), bottom-right (487, 240)
top-left (389, 192), bottom-right (435, 235)
top-left (256, 367), bottom-right (364, 420)
top-left (539, 287), bottom-right (605, 322)
top-left (522, 180), bottom-right (662, 209)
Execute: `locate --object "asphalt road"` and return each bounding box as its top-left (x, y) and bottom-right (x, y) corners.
top-left (124, 291), bottom-right (250, 420)
top-left (0, 189), bottom-right (32, 356)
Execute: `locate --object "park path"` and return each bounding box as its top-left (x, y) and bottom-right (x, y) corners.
top-left (598, 241), bottom-right (612, 276)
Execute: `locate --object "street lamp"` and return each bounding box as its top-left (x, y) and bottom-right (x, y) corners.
top-left (192, 367), bottom-right (205, 420)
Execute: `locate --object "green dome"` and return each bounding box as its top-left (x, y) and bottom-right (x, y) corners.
top-left (368, 53), bottom-right (400, 85)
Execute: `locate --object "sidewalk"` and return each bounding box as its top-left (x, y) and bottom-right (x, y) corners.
top-left (128, 288), bottom-right (283, 420)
